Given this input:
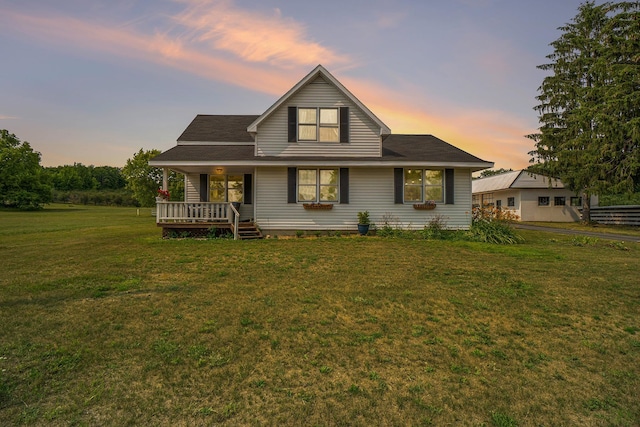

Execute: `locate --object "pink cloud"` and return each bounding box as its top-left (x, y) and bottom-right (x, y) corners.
top-left (0, 3), bottom-right (532, 170)
top-left (343, 77), bottom-right (533, 169)
top-left (171, 0), bottom-right (349, 68)
top-left (0, 8), bottom-right (299, 96)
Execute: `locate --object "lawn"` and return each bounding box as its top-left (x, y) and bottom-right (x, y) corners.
top-left (1, 205), bottom-right (638, 426)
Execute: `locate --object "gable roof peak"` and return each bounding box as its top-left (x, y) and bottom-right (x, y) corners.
top-left (247, 65), bottom-right (391, 135)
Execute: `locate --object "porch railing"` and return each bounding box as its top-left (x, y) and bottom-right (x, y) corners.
top-left (229, 202), bottom-right (240, 241)
top-left (155, 201), bottom-right (228, 223)
top-left (156, 201), bottom-right (240, 240)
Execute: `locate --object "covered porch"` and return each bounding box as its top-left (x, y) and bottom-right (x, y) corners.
top-left (155, 164), bottom-right (260, 239)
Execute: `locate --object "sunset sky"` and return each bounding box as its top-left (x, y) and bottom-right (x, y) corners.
top-left (0, 0), bottom-right (597, 169)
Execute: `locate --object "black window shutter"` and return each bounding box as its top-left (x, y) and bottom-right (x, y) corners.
top-left (339, 168), bottom-right (349, 204)
top-left (288, 106), bottom-right (297, 142)
top-left (199, 174), bottom-right (208, 202)
top-left (445, 168), bottom-right (454, 204)
top-left (340, 107), bottom-right (349, 143)
top-left (287, 167), bottom-right (297, 203)
top-left (244, 174), bottom-right (252, 204)
top-left (394, 168), bottom-right (404, 204)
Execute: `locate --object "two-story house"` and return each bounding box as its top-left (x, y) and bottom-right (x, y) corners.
top-left (149, 65), bottom-right (493, 238)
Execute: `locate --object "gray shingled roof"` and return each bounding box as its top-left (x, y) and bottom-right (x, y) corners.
top-left (177, 115), bottom-right (258, 142)
top-left (151, 115), bottom-right (491, 166)
top-left (381, 134), bottom-right (487, 163)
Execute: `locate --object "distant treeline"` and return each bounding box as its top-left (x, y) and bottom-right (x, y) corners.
top-left (44, 164), bottom-right (126, 191)
top-left (44, 164), bottom-right (137, 206)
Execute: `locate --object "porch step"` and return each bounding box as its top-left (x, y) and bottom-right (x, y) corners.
top-left (236, 222), bottom-right (263, 240)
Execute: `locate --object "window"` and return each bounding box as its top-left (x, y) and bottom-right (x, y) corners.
top-left (404, 169), bottom-right (443, 203)
top-left (507, 197), bottom-right (515, 207)
top-left (298, 169), bottom-right (338, 202)
top-left (538, 196), bottom-right (550, 206)
top-left (472, 195), bottom-right (480, 207)
top-left (297, 108), bottom-right (339, 142)
top-left (496, 200), bottom-right (502, 208)
top-left (554, 196), bottom-right (566, 206)
top-left (209, 175), bottom-right (243, 202)
top-left (319, 108), bottom-right (339, 142)
top-left (570, 196), bottom-right (582, 206)
top-left (481, 193), bottom-right (493, 206)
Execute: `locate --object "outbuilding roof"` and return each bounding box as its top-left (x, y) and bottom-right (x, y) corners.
top-left (472, 170), bottom-right (566, 193)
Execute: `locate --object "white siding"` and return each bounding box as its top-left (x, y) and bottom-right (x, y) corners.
top-left (492, 189), bottom-right (522, 219)
top-left (256, 77), bottom-right (381, 157)
top-left (185, 174), bottom-right (200, 203)
top-left (475, 188), bottom-right (582, 222)
top-left (519, 189), bottom-right (581, 222)
top-left (255, 167), bottom-right (474, 231)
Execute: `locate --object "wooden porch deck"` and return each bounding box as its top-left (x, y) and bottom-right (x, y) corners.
top-left (155, 202), bottom-right (261, 239)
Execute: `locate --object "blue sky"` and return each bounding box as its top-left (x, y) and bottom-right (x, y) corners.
top-left (0, 0), bottom-right (596, 169)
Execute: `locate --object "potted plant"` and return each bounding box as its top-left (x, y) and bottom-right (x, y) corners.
top-left (157, 189), bottom-right (170, 201)
top-left (357, 211), bottom-right (370, 235)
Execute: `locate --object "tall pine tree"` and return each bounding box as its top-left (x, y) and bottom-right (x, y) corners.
top-left (528, 1), bottom-right (640, 221)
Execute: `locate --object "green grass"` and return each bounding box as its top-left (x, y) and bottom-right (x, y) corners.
top-left (1, 205), bottom-right (639, 425)
top-left (525, 221), bottom-right (640, 238)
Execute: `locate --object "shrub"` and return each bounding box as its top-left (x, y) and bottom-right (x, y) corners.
top-left (468, 206), bottom-right (523, 244)
top-left (468, 219), bottom-right (523, 244)
top-left (419, 215), bottom-right (448, 239)
top-left (207, 227), bottom-right (218, 239)
top-left (472, 206), bottom-right (520, 223)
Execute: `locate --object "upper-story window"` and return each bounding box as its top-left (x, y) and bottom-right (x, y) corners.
top-left (298, 108), bottom-right (339, 142)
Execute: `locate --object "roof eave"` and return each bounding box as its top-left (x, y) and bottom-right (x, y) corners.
top-left (149, 159), bottom-right (494, 170)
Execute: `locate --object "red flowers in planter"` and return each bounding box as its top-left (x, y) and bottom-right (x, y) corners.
top-left (303, 203), bottom-right (333, 210)
top-left (157, 189), bottom-right (170, 200)
top-left (413, 200), bottom-right (436, 210)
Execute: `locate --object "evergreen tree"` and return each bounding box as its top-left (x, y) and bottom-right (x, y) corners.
top-left (528, 1), bottom-right (640, 221)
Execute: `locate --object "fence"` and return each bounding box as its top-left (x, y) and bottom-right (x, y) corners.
top-left (589, 205), bottom-right (640, 226)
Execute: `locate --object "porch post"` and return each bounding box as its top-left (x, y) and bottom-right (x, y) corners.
top-left (163, 168), bottom-right (168, 191)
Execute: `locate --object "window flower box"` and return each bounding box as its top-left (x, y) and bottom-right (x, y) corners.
top-left (303, 203), bottom-right (333, 210)
top-left (413, 201), bottom-right (436, 210)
